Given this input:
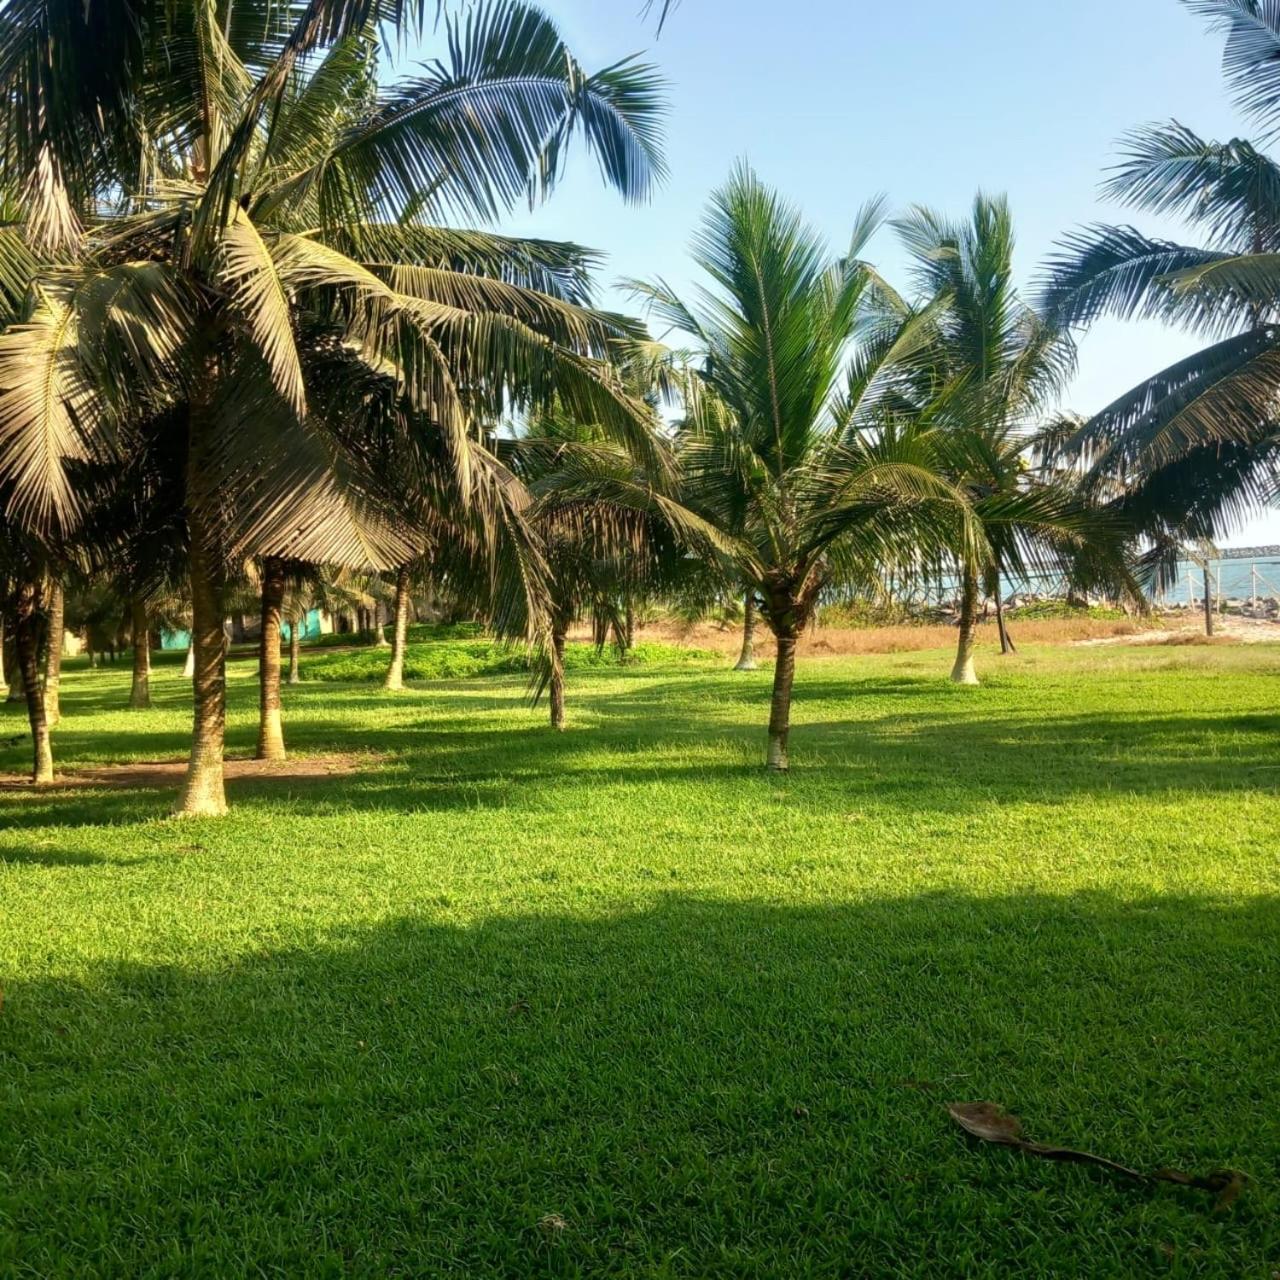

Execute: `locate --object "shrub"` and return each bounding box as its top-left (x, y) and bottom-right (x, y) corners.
top-left (300, 639), bottom-right (717, 684)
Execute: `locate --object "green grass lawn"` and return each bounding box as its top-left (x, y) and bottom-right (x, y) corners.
top-left (1, 640), bottom-right (1278, 1277)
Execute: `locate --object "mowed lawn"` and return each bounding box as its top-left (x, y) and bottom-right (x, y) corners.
top-left (1, 641), bottom-right (1278, 1278)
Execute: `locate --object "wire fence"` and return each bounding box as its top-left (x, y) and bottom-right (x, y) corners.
top-left (892, 555), bottom-right (1280, 611)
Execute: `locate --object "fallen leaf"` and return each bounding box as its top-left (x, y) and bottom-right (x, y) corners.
top-left (946, 1101), bottom-right (1247, 1210)
top-left (947, 1101), bottom-right (1024, 1146)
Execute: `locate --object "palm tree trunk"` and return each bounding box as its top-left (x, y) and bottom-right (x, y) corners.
top-left (0, 612), bottom-right (6, 688)
top-left (623, 600), bottom-right (635, 654)
top-left (15, 581), bottom-right (53, 784)
top-left (550, 624), bottom-right (567, 730)
top-left (129, 598), bottom-right (152, 709)
top-left (183, 642), bottom-right (195, 678)
top-left (735, 591), bottom-right (759, 671)
top-left (767, 629), bottom-right (797, 771)
top-left (288, 617), bottom-right (301, 685)
top-left (7, 619), bottom-right (24, 702)
top-left (256, 556), bottom-right (287, 762)
top-left (1203, 564), bottom-right (1214, 637)
top-left (992, 572), bottom-right (1015, 655)
top-left (43, 580), bottom-right (63, 725)
top-left (375, 599), bottom-right (390, 647)
top-left (950, 563), bottom-right (981, 685)
top-left (175, 396), bottom-right (229, 817)
top-left (384, 565), bottom-right (411, 691)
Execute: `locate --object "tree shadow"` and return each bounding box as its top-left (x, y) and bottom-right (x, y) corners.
top-left (2, 890), bottom-right (1275, 1275)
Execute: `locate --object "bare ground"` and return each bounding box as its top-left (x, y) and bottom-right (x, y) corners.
top-left (0, 752), bottom-right (375, 793)
top-left (611, 615), bottom-right (1146, 659)
top-left (1077, 613), bottom-right (1280, 646)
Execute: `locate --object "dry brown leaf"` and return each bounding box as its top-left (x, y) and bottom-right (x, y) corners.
top-left (946, 1101), bottom-right (1247, 1210)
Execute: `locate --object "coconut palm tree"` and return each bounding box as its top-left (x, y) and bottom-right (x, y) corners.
top-left (0, 527), bottom-right (55, 781)
top-left (894, 195), bottom-right (1133, 685)
top-left (1038, 1), bottom-right (1280, 546)
top-left (507, 403), bottom-right (718, 729)
top-left (629, 165), bottom-right (975, 770)
top-left (0, 0), bottom-right (666, 813)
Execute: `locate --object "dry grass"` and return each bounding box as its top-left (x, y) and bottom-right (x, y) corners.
top-left (615, 615), bottom-right (1145, 659)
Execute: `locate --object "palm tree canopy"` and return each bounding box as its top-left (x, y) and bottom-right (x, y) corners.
top-left (890, 195), bottom-right (1133, 594)
top-left (0, 0), bottom-right (669, 572)
top-left (627, 163), bottom-right (976, 618)
top-left (1037, 3), bottom-right (1280, 541)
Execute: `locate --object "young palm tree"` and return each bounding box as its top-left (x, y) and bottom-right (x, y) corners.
top-left (0, 0), bottom-right (666, 814)
top-left (508, 404), bottom-right (717, 729)
top-left (894, 195), bottom-right (1129, 685)
top-left (1039, 2), bottom-right (1280, 543)
top-left (629, 165), bottom-right (974, 770)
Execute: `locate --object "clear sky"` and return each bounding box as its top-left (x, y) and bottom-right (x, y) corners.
top-left (412, 1), bottom-right (1277, 546)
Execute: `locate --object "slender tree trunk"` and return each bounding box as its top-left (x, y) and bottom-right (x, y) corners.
top-left (43, 581), bottom-right (63, 726)
top-left (183, 643), bottom-right (195, 678)
top-left (129, 598), bottom-right (152, 709)
top-left (550, 624), bottom-right (567, 730)
top-left (992, 572), bottom-right (1015, 656)
top-left (375, 598), bottom-right (390, 647)
top-left (15, 582), bottom-right (53, 784)
top-left (623, 600), bottom-right (635, 653)
top-left (256, 556), bottom-right (287, 762)
top-left (7, 624), bottom-right (24, 701)
top-left (950, 562), bottom-right (981, 686)
top-left (384, 566), bottom-right (411, 690)
top-left (1203, 564), bottom-right (1214, 637)
top-left (0, 613), bottom-right (6, 688)
top-left (288, 617), bottom-right (301, 685)
top-left (175, 388), bottom-right (229, 817)
top-left (767, 629), bottom-right (797, 771)
top-left (735, 591), bottom-right (759, 671)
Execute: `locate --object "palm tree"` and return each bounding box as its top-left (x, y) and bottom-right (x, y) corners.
top-left (0, 0), bottom-right (667, 814)
top-left (894, 195), bottom-right (1130, 685)
top-left (1039, 1), bottom-right (1280, 547)
top-left (508, 404), bottom-right (715, 729)
top-left (0, 528), bottom-right (55, 782)
top-left (629, 165), bottom-right (973, 770)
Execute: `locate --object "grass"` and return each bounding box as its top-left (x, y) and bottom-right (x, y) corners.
top-left (301, 636), bottom-right (717, 684)
top-left (1, 639), bottom-right (1278, 1277)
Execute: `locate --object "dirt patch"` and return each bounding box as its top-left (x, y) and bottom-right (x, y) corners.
top-left (603, 615), bottom-right (1144, 658)
top-left (0, 753), bottom-right (377, 793)
top-left (1077, 615), bottom-right (1280, 647)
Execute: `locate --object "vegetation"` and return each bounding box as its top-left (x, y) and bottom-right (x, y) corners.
top-left (1040, 1), bottom-right (1280, 581)
top-left (630, 167), bottom-right (974, 770)
top-left (2, 647), bottom-right (1277, 1276)
top-left (1, 2), bottom-right (1279, 1274)
top-left (299, 635), bottom-right (715, 683)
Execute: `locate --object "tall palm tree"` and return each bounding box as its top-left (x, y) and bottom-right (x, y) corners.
top-left (1039, 1), bottom-right (1280, 546)
top-left (629, 165), bottom-right (974, 770)
top-left (894, 195), bottom-right (1130, 685)
top-left (0, 0), bottom-right (667, 813)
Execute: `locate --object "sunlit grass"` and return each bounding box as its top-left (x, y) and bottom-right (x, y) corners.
top-left (1, 642), bottom-right (1278, 1276)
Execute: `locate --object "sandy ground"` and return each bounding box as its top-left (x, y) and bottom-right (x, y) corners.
top-left (1076, 613), bottom-right (1280, 646)
top-left (607, 615), bottom-right (1146, 659)
top-left (599, 611), bottom-right (1280, 658)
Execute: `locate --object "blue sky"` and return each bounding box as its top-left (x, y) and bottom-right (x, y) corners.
top-left (413, 1), bottom-right (1275, 544)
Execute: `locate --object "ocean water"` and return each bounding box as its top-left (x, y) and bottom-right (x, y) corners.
top-left (907, 554), bottom-right (1280, 607)
top-left (1147, 556), bottom-right (1280, 605)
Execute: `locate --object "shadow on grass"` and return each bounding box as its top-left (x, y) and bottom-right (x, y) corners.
top-left (2, 890), bottom-right (1276, 1276)
top-left (4, 664), bottom-right (1279, 832)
